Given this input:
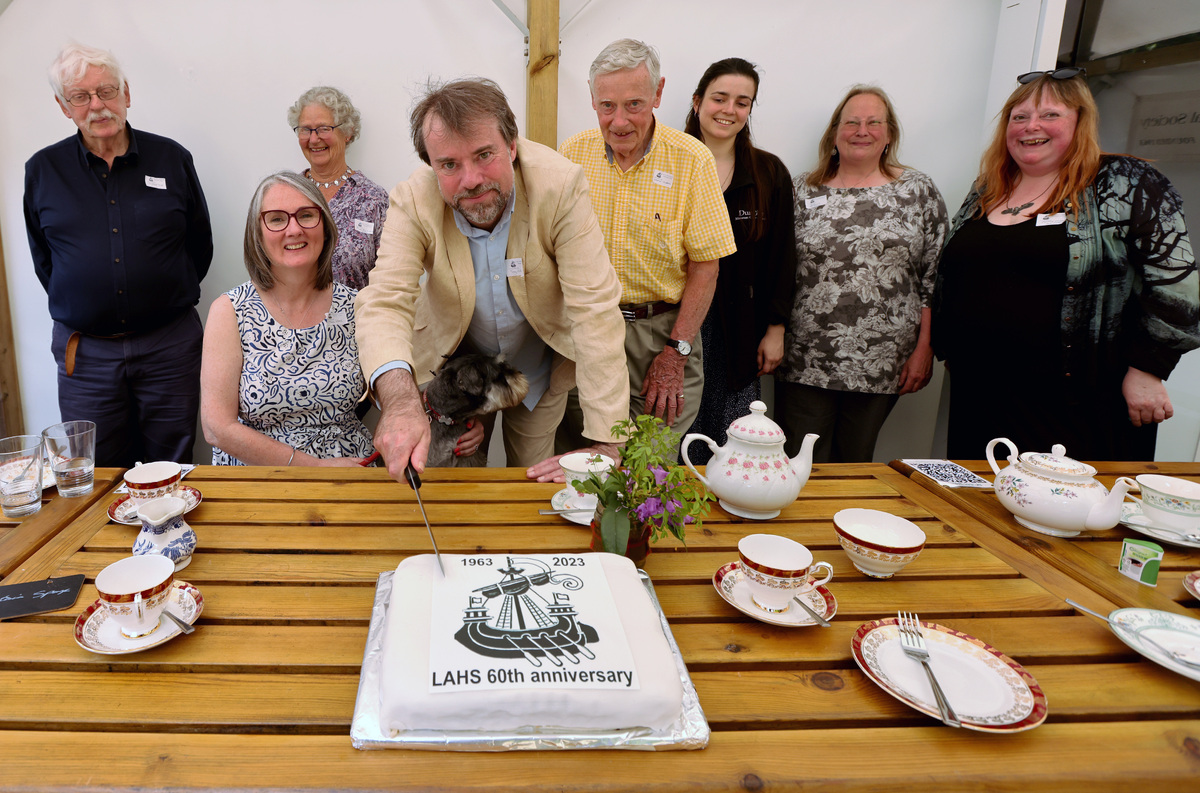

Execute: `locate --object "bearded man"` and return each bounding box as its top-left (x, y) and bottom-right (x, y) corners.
top-left (354, 78), bottom-right (627, 481)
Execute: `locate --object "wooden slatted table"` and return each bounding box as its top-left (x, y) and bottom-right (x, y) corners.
top-left (1, 464), bottom-right (1198, 790)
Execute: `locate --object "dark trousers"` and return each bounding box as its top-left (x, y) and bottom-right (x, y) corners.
top-left (775, 381), bottom-right (899, 463)
top-left (51, 309), bottom-right (203, 467)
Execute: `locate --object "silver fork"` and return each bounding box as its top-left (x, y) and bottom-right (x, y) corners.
top-left (896, 612), bottom-right (961, 727)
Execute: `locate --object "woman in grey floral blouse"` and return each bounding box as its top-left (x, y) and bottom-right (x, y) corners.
top-left (288, 86), bottom-right (388, 291)
top-left (776, 86), bottom-right (947, 462)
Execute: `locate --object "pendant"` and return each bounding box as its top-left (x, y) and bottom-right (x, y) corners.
top-left (1001, 200), bottom-right (1035, 216)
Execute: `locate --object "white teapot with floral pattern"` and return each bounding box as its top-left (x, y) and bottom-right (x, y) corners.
top-left (682, 401), bottom-right (818, 520)
top-left (986, 437), bottom-right (1133, 537)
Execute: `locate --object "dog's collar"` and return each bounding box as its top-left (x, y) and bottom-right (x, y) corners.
top-left (422, 389), bottom-right (457, 426)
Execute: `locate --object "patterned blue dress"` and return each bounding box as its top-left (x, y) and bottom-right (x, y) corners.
top-left (211, 281), bottom-right (373, 465)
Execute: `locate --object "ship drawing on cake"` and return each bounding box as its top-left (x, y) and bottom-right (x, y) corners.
top-left (454, 557), bottom-right (598, 668)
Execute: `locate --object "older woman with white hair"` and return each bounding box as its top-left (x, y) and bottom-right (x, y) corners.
top-left (201, 171), bottom-right (372, 466)
top-left (288, 86), bottom-right (388, 290)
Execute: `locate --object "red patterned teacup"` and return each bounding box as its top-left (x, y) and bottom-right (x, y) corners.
top-left (123, 461), bottom-right (182, 508)
top-left (738, 533), bottom-right (833, 613)
top-left (94, 554), bottom-right (175, 638)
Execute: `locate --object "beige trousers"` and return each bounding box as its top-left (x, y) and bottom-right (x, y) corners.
top-left (555, 309), bottom-right (703, 453)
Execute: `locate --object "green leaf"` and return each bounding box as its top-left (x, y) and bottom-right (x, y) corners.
top-left (600, 504), bottom-right (618, 554)
top-left (614, 509), bottom-right (631, 556)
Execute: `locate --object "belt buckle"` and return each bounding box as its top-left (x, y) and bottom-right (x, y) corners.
top-left (620, 307), bottom-right (637, 322)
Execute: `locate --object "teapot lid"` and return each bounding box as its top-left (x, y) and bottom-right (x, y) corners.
top-left (726, 401), bottom-right (786, 445)
top-left (1019, 444), bottom-right (1096, 477)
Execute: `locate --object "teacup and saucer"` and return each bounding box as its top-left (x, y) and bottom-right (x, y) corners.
top-left (1119, 475), bottom-right (1200, 548)
top-left (712, 534), bottom-right (838, 627)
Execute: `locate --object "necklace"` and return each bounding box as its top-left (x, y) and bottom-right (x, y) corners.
top-left (1001, 180), bottom-right (1054, 216)
top-left (718, 161), bottom-right (734, 191)
top-left (266, 288), bottom-right (324, 330)
top-left (834, 168), bottom-right (879, 189)
top-left (307, 167), bottom-right (352, 190)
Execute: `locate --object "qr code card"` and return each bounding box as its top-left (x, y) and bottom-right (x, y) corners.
top-left (901, 459), bottom-right (992, 488)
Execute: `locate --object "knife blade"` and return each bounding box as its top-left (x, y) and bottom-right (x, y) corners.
top-left (792, 594), bottom-right (831, 627)
top-left (405, 464), bottom-right (444, 576)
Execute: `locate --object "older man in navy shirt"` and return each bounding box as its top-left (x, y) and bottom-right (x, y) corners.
top-left (23, 43), bottom-right (211, 466)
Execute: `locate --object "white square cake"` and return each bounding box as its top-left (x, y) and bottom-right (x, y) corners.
top-left (379, 552), bottom-right (684, 734)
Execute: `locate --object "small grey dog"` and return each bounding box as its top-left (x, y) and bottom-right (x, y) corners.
top-left (423, 354), bottom-right (530, 467)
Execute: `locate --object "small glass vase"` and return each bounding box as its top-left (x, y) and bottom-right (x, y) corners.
top-left (588, 501), bottom-right (653, 568)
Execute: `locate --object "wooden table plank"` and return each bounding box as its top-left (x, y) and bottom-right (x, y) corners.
top-left (4, 662), bottom-right (1197, 732)
top-left (2, 723), bottom-right (1198, 792)
top-left (0, 617), bottom-right (1138, 671)
top-left (81, 519), bottom-right (978, 553)
top-left (54, 546), bottom-right (1018, 586)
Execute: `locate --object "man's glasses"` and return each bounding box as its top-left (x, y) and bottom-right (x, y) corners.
top-left (65, 85), bottom-right (121, 106)
top-left (261, 207), bottom-right (322, 232)
top-left (293, 124), bottom-right (343, 139)
top-left (1017, 67), bottom-right (1086, 84)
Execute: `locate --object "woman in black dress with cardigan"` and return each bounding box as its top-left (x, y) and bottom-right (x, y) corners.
top-left (933, 69), bottom-right (1199, 460)
top-left (683, 58), bottom-right (796, 463)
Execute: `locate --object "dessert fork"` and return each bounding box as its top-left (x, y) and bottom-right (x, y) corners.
top-left (896, 611), bottom-right (961, 727)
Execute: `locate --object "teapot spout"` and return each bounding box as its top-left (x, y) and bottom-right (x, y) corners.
top-left (1085, 476), bottom-right (1135, 531)
top-left (788, 433), bottom-right (819, 491)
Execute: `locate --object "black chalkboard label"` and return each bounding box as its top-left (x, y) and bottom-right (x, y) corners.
top-left (0, 575), bottom-right (86, 620)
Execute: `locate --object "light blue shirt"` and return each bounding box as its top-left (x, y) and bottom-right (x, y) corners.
top-left (371, 191), bottom-right (552, 412)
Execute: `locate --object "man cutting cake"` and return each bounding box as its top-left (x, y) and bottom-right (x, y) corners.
top-left (355, 79), bottom-right (629, 481)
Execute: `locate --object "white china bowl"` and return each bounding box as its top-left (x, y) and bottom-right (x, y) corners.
top-left (559, 453), bottom-right (615, 495)
top-left (833, 508), bottom-right (926, 579)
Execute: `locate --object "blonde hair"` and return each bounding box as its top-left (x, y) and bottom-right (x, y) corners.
top-left (975, 74), bottom-right (1101, 218)
top-left (806, 85), bottom-right (904, 188)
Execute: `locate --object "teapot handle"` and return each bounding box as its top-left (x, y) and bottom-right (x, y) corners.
top-left (985, 437), bottom-right (1018, 477)
top-left (681, 434), bottom-right (715, 488)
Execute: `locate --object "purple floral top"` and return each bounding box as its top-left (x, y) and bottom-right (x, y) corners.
top-left (323, 170), bottom-right (388, 291)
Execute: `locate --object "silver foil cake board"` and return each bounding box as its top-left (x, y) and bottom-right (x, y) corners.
top-left (350, 568), bottom-right (710, 751)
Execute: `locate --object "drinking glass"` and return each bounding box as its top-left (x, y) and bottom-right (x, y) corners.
top-left (41, 420), bottom-right (97, 497)
top-left (0, 435), bottom-right (45, 518)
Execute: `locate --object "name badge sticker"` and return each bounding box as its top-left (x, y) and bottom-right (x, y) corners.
top-left (1036, 213), bottom-right (1067, 226)
top-left (353, 219), bottom-right (374, 235)
top-left (651, 170), bottom-right (674, 188)
top-left (505, 258), bottom-right (524, 277)
top-left (326, 310), bottom-right (349, 326)
top-left (145, 176), bottom-right (166, 190)
top-left (805, 195), bottom-right (828, 209)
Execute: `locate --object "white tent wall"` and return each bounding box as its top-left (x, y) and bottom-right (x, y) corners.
top-left (13, 0), bottom-right (1191, 465)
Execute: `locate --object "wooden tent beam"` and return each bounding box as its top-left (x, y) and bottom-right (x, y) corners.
top-left (525, 0), bottom-right (560, 148)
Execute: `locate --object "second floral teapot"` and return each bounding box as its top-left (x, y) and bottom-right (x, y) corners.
top-left (682, 401), bottom-right (818, 519)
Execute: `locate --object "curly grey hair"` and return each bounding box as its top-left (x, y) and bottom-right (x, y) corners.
top-left (287, 86), bottom-right (361, 143)
top-left (243, 171), bottom-right (337, 291)
top-left (48, 43), bottom-right (127, 103)
top-left (589, 38), bottom-right (661, 96)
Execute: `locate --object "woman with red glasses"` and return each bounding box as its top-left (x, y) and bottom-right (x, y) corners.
top-left (933, 69), bottom-right (1199, 460)
top-left (200, 171), bottom-right (373, 466)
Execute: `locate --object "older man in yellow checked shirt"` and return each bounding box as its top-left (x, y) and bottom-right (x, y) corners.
top-left (557, 38), bottom-right (736, 451)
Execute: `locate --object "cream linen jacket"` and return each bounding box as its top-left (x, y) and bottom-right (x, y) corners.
top-left (355, 137), bottom-right (628, 444)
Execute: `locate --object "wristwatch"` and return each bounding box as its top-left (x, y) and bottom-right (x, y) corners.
top-left (665, 339), bottom-right (692, 356)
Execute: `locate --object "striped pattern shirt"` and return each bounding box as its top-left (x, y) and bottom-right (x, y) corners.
top-left (560, 123), bottom-right (736, 303)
